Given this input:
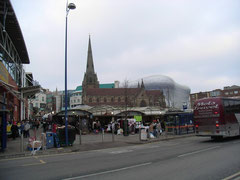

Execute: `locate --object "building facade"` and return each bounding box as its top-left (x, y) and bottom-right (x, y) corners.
top-left (0, 0), bottom-right (41, 123)
top-left (70, 86), bottom-right (82, 109)
top-left (190, 85), bottom-right (240, 108)
top-left (127, 75), bottom-right (191, 109)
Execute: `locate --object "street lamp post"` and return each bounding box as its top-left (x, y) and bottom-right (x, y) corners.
top-left (65, 1), bottom-right (76, 146)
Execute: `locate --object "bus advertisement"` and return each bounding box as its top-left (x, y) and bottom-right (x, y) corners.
top-left (194, 97), bottom-right (240, 139)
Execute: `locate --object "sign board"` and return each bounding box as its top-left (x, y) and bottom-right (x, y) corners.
top-left (134, 115), bottom-right (142, 122)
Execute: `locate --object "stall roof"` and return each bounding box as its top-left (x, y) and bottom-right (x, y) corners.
top-left (0, 0), bottom-right (30, 64)
top-left (55, 109), bottom-right (92, 117)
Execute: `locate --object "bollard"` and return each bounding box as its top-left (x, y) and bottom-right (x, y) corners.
top-left (20, 132), bottom-right (24, 152)
top-left (139, 126), bottom-right (141, 141)
top-left (102, 128), bottom-right (104, 143)
top-left (34, 127), bottom-right (37, 140)
top-left (79, 121), bottom-right (82, 145)
top-left (112, 126), bottom-right (115, 142)
top-left (41, 133), bottom-right (46, 150)
top-left (79, 129), bottom-right (82, 145)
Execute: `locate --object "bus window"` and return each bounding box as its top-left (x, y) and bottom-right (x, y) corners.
top-left (223, 100), bottom-right (229, 108)
top-left (235, 101), bottom-right (240, 113)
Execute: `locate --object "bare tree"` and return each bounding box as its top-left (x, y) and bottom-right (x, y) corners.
top-left (123, 78), bottom-right (130, 136)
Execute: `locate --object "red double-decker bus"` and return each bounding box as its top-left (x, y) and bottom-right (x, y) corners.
top-left (194, 97), bottom-right (240, 139)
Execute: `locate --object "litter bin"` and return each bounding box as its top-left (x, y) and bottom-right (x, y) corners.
top-left (46, 132), bottom-right (54, 149)
top-left (57, 126), bottom-right (76, 146)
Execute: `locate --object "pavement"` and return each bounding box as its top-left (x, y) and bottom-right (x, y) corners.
top-left (0, 127), bottom-right (194, 159)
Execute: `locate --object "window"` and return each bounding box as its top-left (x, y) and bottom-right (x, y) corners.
top-left (210, 91), bottom-right (221, 97)
top-left (97, 98), bottom-right (99, 103)
top-left (118, 97), bottom-right (121, 102)
top-left (89, 98), bottom-right (92, 103)
top-left (104, 98), bottom-right (107, 103)
top-left (40, 103), bottom-right (46, 108)
top-left (234, 91), bottom-right (238, 94)
top-left (78, 99), bottom-right (80, 103)
top-left (42, 97), bottom-right (44, 102)
top-left (111, 97), bottom-right (114, 102)
top-left (223, 100), bottom-right (240, 113)
top-left (225, 92), bottom-right (229, 95)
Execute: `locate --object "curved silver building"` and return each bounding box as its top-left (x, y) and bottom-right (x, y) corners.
top-left (124, 75), bottom-right (191, 109)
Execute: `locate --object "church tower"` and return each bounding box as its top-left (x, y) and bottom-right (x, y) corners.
top-left (82, 36), bottom-right (99, 93)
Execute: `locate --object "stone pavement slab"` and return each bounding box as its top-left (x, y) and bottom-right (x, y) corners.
top-left (0, 127), bottom-right (194, 159)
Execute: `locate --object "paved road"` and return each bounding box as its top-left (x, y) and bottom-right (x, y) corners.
top-left (0, 136), bottom-right (240, 180)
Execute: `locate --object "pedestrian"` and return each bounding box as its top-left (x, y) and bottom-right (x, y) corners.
top-left (161, 121), bottom-right (166, 132)
top-left (43, 121), bottom-right (47, 132)
top-left (149, 122), bottom-right (154, 138)
top-left (35, 120), bottom-right (40, 130)
top-left (11, 121), bottom-right (18, 140)
top-left (153, 122), bottom-right (157, 137)
top-left (97, 121), bottom-right (101, 131)
top-left (20, 121), bottom-right (24, 136)
top-left (24, 121), bottom-right (30, 138)
top-left (130, 123), bottom-right (135, 135)
top-left (52, 123), bottom-right (57, 133)
top-left (17, 121), bottom-right (21, 136)
top-left (156, 120), bottom-right (162, 137)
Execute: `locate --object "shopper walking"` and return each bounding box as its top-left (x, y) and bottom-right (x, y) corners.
top-left (24, 121), bottom-right (30, 138)
top-left (11, 122), bottom-right (18, 140)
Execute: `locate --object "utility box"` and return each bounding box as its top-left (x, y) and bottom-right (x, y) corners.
top-left (140, 128), bottom-right (148, 141)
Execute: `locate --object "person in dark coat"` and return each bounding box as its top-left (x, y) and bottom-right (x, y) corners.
top-left (11, 122), bottom-right (18, 140)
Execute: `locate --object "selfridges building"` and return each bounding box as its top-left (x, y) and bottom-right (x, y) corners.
top-left (126, 75), bottom-right (191, 109)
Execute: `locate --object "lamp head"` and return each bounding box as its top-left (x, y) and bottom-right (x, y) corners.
top-left (68, 3), bottom-right (76, 10)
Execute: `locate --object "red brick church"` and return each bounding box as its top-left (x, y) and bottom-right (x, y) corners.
top-left (82, 37), bottom-right (166, 108)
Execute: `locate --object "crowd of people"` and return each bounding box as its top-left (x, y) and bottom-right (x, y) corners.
top-left (7, 119), bottom-right (41, 139)
top-left (7, 117), bottom-right (166, 141)
top-left (148, 120), bottom-right (163, 138)
top-left (90, 119), bottom-right (165, 138)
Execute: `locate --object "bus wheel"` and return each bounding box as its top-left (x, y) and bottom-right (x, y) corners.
top-left (211, 136), bottom-right (216, 140)
top-left (211, 136), bottom-right (223, 141)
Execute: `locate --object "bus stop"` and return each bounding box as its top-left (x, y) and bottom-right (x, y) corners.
top-left (164, 111), bottom-right (194, 135)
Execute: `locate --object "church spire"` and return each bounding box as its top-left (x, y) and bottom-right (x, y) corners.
top-left (141, 79), bottom-right (145, 89)
top-left (82, 36), bottom-right (99, 93)
top-left (86, 35), bottom-right (95, 74)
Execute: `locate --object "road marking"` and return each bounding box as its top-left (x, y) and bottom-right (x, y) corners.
top-left (178, 146), bottom-right (220, 158)
top-left (233, 141), bottom-right (240, 144)
top-left (63, 162), bottom-right (152, 180)
top-left (21, 159), bottom-right (46, 167)
top-left (147, 145), bottom-right (160, 149)
top-left (110, 149), bottom-right (133, 154)
top-left (222, 171), bottom-right (240, 180)
top-left (39, 160), bottom-right (46, 164)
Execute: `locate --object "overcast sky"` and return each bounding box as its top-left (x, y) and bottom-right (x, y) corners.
top-left (11, 0), bottom-right (240, 93)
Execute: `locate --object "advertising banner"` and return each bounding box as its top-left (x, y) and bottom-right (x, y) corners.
top-left (0, 61), bottom-right (8, 83)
